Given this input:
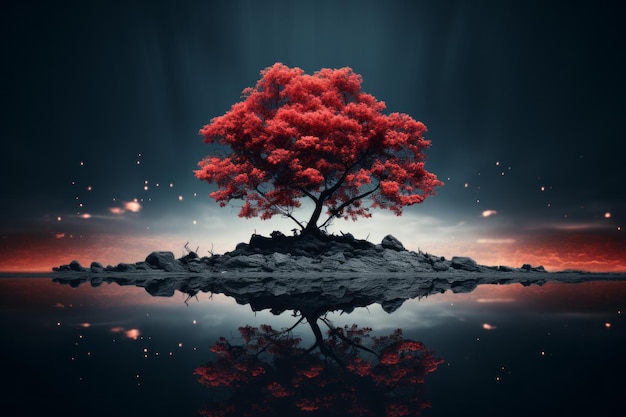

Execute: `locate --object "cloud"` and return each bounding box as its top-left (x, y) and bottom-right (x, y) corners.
top-left (476, 238), bottom-right (516, 244)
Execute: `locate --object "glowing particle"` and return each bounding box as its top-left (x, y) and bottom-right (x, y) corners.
top-left (495, 161), bottom-right (500, 166)
top-left (604, 212), bottom-right (611, 219)
top-left (540, 186), bottom-right (545, 191)
top-left (169, 183), bottom-right (174, 188)
top-left (192, 220), bottom-right (197, 225)
top-left (464, 183), bottom-right (469, 188)
top-left (80, 161), bottom-right (84, 166)
top-left (87, 186), bottom-right (92, 191)
top-left (178, 343), bottom-right (183, 348)
top-left (482, 323), bottom-right (497, 330)
top-left (80, 213), bottom-right (91, 219)
top-left (540, 351), bottom-right (545, 356)
top-left (605, 322), bottom-right (611, 328)
top-left (57, 216), bottom-right (62, 221)
top-left (124, 201), bottom-right (141, 212)
top-left (482, 210), bottom-right (498, 218)
top-left (144, 186), bottom-right (148, 191)
top-left (178, 195), bottom-right (183, 201)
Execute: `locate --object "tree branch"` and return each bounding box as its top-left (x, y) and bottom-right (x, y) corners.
top-left (255, 186), bottom-right (306, 230)
top-left (320, 318), bottom-right (380, 359)
top-left (296, 186), bottom-right (319, 204)
top-left (318, 183), bottom-right (380, 229)
top-left (320, 151), bottom-right (371, 202)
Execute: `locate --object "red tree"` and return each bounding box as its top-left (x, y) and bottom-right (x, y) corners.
top-left (195, 63), bottom-right (442, 235)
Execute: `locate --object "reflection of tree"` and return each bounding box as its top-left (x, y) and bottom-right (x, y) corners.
top-left (194, 313), bottom-right (443, 416)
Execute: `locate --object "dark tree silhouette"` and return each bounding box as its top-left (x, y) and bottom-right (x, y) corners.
top-left (195, 63), bottom-right (442, 235)
top-left (194, 314), bottom-right (443, 416)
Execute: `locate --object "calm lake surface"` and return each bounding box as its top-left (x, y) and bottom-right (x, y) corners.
top-left (1, 275), bottom-right (625, 416)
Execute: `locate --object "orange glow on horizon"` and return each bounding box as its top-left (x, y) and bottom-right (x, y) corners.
top-left (0, 233), bottom-right (186, 273)
top-left (0, 229), bottom-right (624, 273)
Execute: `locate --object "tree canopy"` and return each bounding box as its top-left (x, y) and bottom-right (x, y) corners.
top-left (195, 63), bottom-right (442, 234)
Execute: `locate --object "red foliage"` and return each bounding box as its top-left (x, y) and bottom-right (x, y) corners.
top-left (195, 63), bottom-right (443, 231)
top-left (194, 322), bottom-right (444, 416)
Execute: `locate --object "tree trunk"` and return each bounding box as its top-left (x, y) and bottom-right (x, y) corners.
top-left (303, 199), bottom-right (325, 236)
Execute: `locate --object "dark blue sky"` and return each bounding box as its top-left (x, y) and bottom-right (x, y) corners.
top-left (2, 0), bottom-right (625, 271)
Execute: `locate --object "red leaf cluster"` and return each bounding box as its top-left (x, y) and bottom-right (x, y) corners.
top-left (195, 63), bottom-right (442, 230)
top-left (194, 322), bottom-right (443, 416)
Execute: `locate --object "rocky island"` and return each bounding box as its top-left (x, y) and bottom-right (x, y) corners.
top-left (54, 233), bottom-right (546, 275)
top-left (52, 233), bottom-right (626, 314)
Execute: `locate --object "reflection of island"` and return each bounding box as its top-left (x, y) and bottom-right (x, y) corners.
top-left (195, 313), bottom-right (443, 416)
top-left (52, 267), bottom-right (626, 315)
top-left (52, 270), bottom-right (449, 415)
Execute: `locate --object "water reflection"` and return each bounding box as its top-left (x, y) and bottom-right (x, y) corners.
top-left (46, 272), bottom-right (626, 416)
top-left (195, 314), bottom-right (443, 416)
top-left (52, 273), bottom-right (446, 415)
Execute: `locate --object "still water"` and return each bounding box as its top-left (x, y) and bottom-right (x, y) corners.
top-left (1, 275), bottom-right (625, 416)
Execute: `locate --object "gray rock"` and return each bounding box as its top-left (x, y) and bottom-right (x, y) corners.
top-left (432, 261), bottom-right (450, 272)
top-left (145, 251), bottom-right (178, 272)
top-left (225, 254), bottom-right (268, 270)
top-left (521, 264), bottom-right (546, 272)
top-left (69, 260), bottom-right (84, 272)
top-left (270, 252), bottom-right (292, 267)
top-left (450, 256), bottom-right (479, 272)
top-left (324, 252), bottom-right (347, 264)
top-left (381, 235), bottom-right (405, 251)
top-left (90, 261), bottom-right (104, 273)
top-left (115, 263), bottom-right (136, 272)
top-left (187, 262), bottom-right (204, 273)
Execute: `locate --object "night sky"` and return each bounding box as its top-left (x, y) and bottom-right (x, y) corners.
top-left (2, 0), bottom-right (625, 272)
